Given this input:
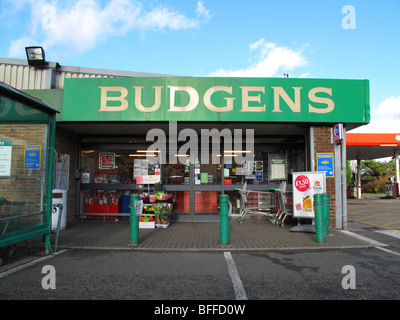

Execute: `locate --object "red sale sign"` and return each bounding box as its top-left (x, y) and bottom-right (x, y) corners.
top-left (294, 175), bottom-right (310, 192)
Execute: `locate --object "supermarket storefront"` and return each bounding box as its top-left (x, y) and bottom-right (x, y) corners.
top-left (57, 77), bottom-right (369, 226)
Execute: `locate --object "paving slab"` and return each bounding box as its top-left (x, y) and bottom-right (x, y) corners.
top-left (35, 219), bottom-right (371, 252)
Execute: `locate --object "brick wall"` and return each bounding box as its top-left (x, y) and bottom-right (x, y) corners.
top-left (0, 124), bottom-right (46, 223)
top-left (313, 127), bottom-right (336, 228)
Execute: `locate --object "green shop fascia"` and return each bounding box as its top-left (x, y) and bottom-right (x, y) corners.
top-left (29, 77), bottom-right (370, 225)
top-left (62, 77), bottom-right (369, 123)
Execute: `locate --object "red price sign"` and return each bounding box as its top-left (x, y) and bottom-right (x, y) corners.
top-left (294, 175), bottom-right (310, 192)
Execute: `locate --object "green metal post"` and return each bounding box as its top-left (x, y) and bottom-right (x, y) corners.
top-left (322, 193), bottom-right (329, 236)
top-left (45, 113), bottom-right (56, 254)
top-left (219, 195), bottom-right (230, 246)
top-left (130, 193), bottom-right (140, 246)
top-left (314, 194), bottom-right (325, 244)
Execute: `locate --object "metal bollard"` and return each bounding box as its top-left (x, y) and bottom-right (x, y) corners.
top-left (130, 193), bottom-right (140, 246)
top-left (322, 193), bottom-right (329, 236)
top-left (219, 194), bottom-right (230, 246)
top-left (314, 194), bottom-right (325, 244)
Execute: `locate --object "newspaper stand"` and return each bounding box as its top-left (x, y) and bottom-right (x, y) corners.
top-left (0, 82), bottom-right (58, 263)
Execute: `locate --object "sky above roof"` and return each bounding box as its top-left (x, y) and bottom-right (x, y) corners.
top-left (1, 0), bottom-right (399, 134)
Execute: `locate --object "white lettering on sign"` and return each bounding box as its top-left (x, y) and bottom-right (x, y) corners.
top-left (98, 86), bottom-right (128, 112)
top-left (240, 86), bottom-right (266, 112)
top-left (168, 86), bottom-right (199, 112)
top-left (308, 87), bottom-right (335, 113)
top-left (133, 86), bottom-right (163, 112)
top-left (97, 85), bottom-right (335, 114)
top-left (203, 86), bottom-right (235, 112)
top-left (271, 86), bottom-right (302, 113)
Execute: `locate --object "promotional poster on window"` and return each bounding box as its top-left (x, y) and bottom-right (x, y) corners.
top-left (293, 171), bottom-right (326, 218)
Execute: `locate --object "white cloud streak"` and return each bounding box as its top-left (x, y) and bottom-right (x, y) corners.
top-left (7, 0), bottom-right (210, 56)
top-left (208, 39), bottom-right (308, 77)
top-left (349, 96), bottom-right (400, 133)
top-left (373, 96), bottom-right (400, 120)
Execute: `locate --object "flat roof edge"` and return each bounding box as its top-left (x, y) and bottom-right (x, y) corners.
top-left (0, 81), bottom-right (59, 114)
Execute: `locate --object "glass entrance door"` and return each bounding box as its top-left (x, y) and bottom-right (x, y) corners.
top-left (162, 147), bottom-right (221, 220)
top-left (193, 150), bottom-right (221, 217)
top-left (161, 136), bottom-right (306, 220)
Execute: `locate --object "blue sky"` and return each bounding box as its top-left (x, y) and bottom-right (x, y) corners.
top-left (1, 0), bottom-right (399, 133)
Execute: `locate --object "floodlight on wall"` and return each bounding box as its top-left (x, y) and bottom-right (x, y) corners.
top-left (25, 46), bottom-right (47, 66)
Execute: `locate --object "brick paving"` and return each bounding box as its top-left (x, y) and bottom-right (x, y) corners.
top-left (46, 218), bottom-right (371, 251)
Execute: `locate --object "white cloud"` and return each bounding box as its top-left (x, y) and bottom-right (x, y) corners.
top-left (9, 37), bottom-right (36, 57)
top-left (373, 96), bottom-right (400, 120)
top-left (208, 39), bottom-right (308, 77)
top-left (137, 6), bottom-right (198, 30)
top-left (196, 1), bottom-right (211, 23)
top-left (350, 119), bottom-right (400, 133)
top-left (349, 96), bottom-right (400, 133)
top-left (7, 0), bottom-right (210, 56)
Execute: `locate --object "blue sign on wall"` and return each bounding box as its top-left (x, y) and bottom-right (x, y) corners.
top-left (24, 145), bottom-right (41, 170)
top-left (316, 153), bottom-right (334, 178)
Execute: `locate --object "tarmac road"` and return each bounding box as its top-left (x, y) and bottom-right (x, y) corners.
top-left (1, 195), bottom-right (399, 306)
top-left (0, 245), bottom-right (399, 301)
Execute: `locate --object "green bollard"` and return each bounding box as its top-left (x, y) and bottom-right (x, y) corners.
top-left (219, 194), bottom-right (230, 247)
top-left (322, 193), bottom-right (329, 236)
top-left (314, 194), bottom-right (325, 244)
top-left (130, 193), bottom-right (140, 246)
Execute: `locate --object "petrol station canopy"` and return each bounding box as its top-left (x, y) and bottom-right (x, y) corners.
top-left (347, 133), bottom-right (400, 160)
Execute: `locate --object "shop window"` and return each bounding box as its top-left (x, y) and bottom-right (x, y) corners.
top-left (223, 143), bottom-right (305, 185)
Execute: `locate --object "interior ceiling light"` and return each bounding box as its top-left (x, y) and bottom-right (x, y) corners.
top-left (25, 46), bottom-right (47, 66)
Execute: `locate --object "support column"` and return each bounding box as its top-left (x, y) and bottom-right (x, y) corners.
top-left (310, 127), bottom-right (315, 171)
top-left (395, 150), bottom-right (399, 197)
top-left (357, 158), bottom-right (362, 199)
top-left (334, 141), bottom-right (342, 229)
top-left (341, 127), bottom-right (347, 229)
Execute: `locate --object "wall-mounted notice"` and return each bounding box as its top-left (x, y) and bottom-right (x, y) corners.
top-left (316, 153), bottom-right (334, 178)
top-left (0, 140), bottom-right (12, 176)
top-left (134, 159), bottom-right (149, 177)
top-left (292, 171), bottom-right (326, 218)
top-left (269, 154), bottom-right (286, 180)
top-left (24, 145), bottom-right (41, 170)
top-left (136, 175), bottom-right (160, 184)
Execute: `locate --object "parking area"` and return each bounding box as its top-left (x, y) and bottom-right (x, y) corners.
top-left (347, 196), bottom-right (400, 230)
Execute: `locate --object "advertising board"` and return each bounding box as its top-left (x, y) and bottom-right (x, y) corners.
top-left (293, 171), bottom-right (326, 218)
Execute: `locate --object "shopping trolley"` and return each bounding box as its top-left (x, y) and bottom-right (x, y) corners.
top-left (269, 188), bottom-right (293, 228)
top-left (235, 182), bottom-right (277, 224)
top-left (235, 182), bottom-right (293, 227)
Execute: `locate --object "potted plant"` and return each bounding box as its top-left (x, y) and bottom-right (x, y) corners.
top-left (153, 181), bottom-right (162, 193)
top-left (149, 181), bottom-right (162, 202)
top-left (153, 203), bottom-right (162, 224)
top-left (162, 193), bottom-right (172, 201)
top-left (153, 203), bottom-right (172, 227)
top-left (161, 203), bottom-right (172, 224)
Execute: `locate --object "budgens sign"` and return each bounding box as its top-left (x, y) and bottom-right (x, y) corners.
top-left (62, 77), bottom-right (369, 124)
